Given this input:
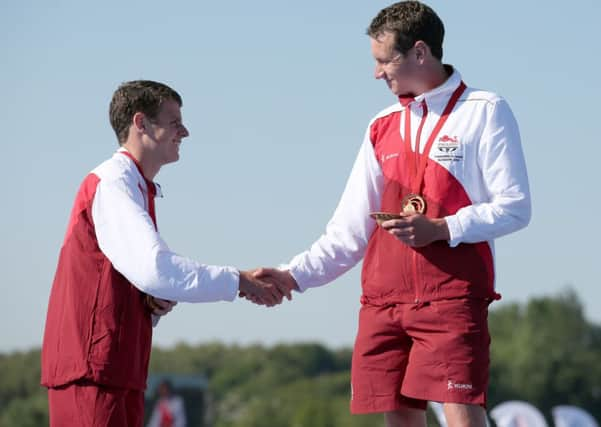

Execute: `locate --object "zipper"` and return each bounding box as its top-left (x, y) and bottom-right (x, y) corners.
top-left (412, 250), bottom-right (420, 304)
top-left (412, 101), bottom-right (428, 304)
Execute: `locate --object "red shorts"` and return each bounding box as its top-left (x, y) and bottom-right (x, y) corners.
top-left (48, 380), bottom-right (144, 427)
top-left (350, 298), bottom-right (490, 414)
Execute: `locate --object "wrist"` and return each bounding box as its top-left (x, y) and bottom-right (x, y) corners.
top-left (238, 270), bottom-right (250, 294)
top-left (434, 218), bottom-right (450, 241)
top-left (283, 269), bottom-right (300, 292)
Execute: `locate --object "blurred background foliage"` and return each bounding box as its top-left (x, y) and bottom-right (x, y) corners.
top-left (1, 289), bottom-right (599, 427)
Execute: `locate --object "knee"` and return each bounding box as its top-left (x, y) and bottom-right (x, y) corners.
top-left (385, 407), bottom-right (426, 427)
top-left (443, 403), bottom-right (487, 427)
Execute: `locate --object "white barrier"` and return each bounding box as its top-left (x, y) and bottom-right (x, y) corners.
top-left (552, 405), bottom-right (599, 427)
top-left (490, 401), bottom-right (548, 427)
top-left (428, 401), bottom-right (598, 427)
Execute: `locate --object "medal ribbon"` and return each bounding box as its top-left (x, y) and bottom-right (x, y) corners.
top-left (402, 81), bottom-right (466, 195)
top-left (120, 150), bottom-right (158, 230)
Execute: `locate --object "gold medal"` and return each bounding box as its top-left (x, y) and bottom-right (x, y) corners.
top-left (401, 194), bottom-right (426, 214)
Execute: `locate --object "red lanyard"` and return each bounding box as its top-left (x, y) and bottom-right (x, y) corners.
top-left (400, 81), bottom-right (466, 195)
top-left (120, 151), bottom-right (157, 230)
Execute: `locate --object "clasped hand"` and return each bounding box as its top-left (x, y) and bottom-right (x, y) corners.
top-left (238, 268), bottom-right (299, 307)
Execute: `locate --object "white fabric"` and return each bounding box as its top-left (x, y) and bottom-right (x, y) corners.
top-left (146, 396), bottom-right (187, 427)
top-left (285, 67), bottom-right (531, 291)
top-left (91, 150), bottom-right (239, 303)
top-left (490, 400), bottom-right (548, 427)
top-left (552, 405), bottom-right (599, 427)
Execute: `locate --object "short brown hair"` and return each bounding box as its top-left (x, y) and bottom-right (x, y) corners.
top-left (367, 1), bottom-right (444, 60)
top-left (109, 80), bottom-right (183, 145)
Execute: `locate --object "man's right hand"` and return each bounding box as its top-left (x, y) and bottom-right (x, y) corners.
top-left (253, 268), bottom-right (299, 301)
top-left (238, 270), bottom-right (285, 307)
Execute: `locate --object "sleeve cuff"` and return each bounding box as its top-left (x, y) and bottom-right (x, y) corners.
top-left (444, 215), bottom-right (463, 248)
top-left (278, 263), bottom-right (309, 293)
top-left (223, 267), bottom-right (240, 301)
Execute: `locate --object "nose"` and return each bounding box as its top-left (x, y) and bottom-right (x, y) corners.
top-left (180, 124), bottom-right (189, 138)
top-left (374, 63), bottom-right (385, 80)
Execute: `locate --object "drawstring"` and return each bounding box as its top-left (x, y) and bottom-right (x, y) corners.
top-left (360, 295), bottom-right (431, 310)
top-left (411, 300), bottom-right (430, 311)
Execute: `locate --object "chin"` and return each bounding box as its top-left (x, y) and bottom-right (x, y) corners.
top-left (165, 155), bottom-right (180, 164)
top-left (388, 85), bottom-right (401, 96)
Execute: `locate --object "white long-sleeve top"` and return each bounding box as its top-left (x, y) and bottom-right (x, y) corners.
top-left (91, 148), bottom-right (239, 303)
top-left (286, 68), bottom-right (531, 293)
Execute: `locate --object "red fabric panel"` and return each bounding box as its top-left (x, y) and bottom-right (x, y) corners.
top-left (42, 173), bottom-right (152, 391)
top-left (362, 113), bottom-right (495, 304)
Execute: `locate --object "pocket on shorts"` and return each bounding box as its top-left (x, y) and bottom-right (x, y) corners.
top-left (430, 298), bottom-right (489, 334)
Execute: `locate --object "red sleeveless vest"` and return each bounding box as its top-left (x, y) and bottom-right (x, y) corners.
top-left (41, 173), bottom-right (153, 391)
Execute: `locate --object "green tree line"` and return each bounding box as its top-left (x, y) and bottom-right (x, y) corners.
top-left (1, 290), bottom-right (599, 426)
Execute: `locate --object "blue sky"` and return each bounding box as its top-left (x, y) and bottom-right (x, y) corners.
top-left (1, 0), bottom-right (600, 352)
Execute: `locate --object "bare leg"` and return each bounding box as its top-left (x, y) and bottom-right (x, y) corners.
top-left (384, 407), bottom-right (427, 427)
top-left (443, 403), bottom-right (487, 427)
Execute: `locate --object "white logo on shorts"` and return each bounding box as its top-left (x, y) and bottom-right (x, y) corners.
top-left (447, 380), bottom-right (473, 391)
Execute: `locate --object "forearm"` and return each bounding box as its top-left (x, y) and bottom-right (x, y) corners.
top-left (446, 98), bottom-right (531, 246)
top-left (286, 235), bottom-right (365, 292)
top-left (445, 195), bottom-right (530, 247)
top-left (138, 249), bottom-right (240, 303)
top-left (93, 179), bottom-right (240, 302)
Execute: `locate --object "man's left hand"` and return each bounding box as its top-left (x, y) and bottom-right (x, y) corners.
top-left (380, 213), bottom-right (450, 247)
top-left (145, 295), bottom-right (177, 316)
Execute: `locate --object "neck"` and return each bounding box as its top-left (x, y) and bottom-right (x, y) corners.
top-left (122, 141), bottom-right (160, 180)
top-left (414, 62), bottom-right (450, 96)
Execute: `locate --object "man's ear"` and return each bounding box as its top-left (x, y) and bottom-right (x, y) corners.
top-left (133, 112), bottom-right (146, 132)
top-left (413, 40), bottom-right (429, 63)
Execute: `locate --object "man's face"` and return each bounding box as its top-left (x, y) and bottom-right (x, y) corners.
top-left (144, 99), bottom-right (189, 165)
top-left (158, 383), bottom-right (171, 398)
top-left (370, 32), bottom-right (418, 96)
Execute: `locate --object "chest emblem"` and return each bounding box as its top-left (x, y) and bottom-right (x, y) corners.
top-left (435, 135), bottom-right (463, 162)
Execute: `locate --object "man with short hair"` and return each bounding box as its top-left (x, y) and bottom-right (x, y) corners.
top-left (41, 80), bottom-right (283, 426)
top-left (255, 2), bottom-right (531, 426)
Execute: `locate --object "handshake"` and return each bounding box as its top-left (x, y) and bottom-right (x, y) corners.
top-left (238, 268), bottom-right (299, 307)
top-left (145, 268), bottom-right (297, 315)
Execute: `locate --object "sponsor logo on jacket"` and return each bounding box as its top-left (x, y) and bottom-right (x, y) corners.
top-left (435, 135), bottom-right (463, 162)
top-left (381, 152), bottom-right (400, 163)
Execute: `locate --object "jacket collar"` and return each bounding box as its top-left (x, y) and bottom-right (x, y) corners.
top-left (116, 147), bottom-right (163, 198)
top-left (405, 65), bottom-right (463, 108)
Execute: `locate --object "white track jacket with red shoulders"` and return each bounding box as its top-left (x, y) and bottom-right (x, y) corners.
top-left (42, 149), bottom-right (239, 390)
top-left (285, 68), bottom-right (531, 304)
